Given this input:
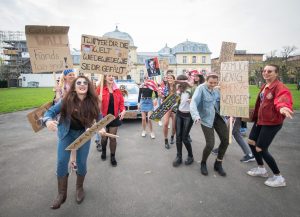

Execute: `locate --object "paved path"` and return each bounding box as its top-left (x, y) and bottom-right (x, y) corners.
top-left (0, 110), bottom-right (299, 217)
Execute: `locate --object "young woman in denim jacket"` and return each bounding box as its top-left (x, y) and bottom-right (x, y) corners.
top-left (44, 76), bottom-right (105, 209)
top-left (190, 73), bottom-right (229, 176)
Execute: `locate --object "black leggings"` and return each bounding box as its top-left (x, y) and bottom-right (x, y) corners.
top-left (248, 123), bottom-right (282, 175)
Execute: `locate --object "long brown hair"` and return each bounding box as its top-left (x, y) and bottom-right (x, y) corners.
top-left (167, 74), bottom-right (176, 94)
top-left (60, 75), bottom-right (100, 128)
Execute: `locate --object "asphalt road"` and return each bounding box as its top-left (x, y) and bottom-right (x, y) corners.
top-left (0, 110), bottom-right (299, 217)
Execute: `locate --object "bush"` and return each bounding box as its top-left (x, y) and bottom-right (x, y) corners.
top-left (0, 80), bottom-right (8, 88)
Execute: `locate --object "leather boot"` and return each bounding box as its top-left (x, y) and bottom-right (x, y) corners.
top-left (172, 156), bottom-right (182, 167)
top-left (76, 174), bottom-right (85, 204)
top-left (200, 161), bottom-right (208, 176)
top-left (101, 139), bottom-right (107, 160)
top-left (51, 175), bottom-right (68, 209)
top-left (214, 160), bottom-right (227, 176)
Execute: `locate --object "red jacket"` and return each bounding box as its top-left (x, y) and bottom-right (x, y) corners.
top-left (252, 79), bottom-right (293, 125)
top-left (97, 86), bottom-right (125, 118)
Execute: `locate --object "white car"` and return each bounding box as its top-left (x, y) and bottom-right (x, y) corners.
top-left (115, 80), bottom-right (141, 119)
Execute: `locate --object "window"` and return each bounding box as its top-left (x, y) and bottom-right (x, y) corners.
top-left (192, 56), bottom-right (196, 63)
top-left (183, 56), bottom-right (187, 64)
top-left (140, 70), bottom-right (144, 83)
top-left (202, 56), bottom-right (206, 63)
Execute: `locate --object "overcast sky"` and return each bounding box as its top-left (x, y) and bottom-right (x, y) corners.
top-left (1, 0), bottom-right (299, 57)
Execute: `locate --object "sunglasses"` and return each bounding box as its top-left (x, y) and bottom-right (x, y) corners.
top-left (76, 80), bottom-right (88, 86)
top-left (262, 70), bottom-right (274, 74)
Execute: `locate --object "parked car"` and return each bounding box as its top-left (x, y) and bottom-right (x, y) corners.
top-left (115, 80), bottom-right (141, 119)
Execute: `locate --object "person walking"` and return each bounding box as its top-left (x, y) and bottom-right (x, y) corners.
top-left (190, 73), bottom-right (229, 176)
top-left (44, 76), bottom-right (104, 209)
top-left (138, 75), bottom-right (158, 139)
top-left (172, 75), bottom-right (194, 167)
top-left (54, 68), bottom-right (78, 172)
top-left (246, 64), bottom-right (293, 187)
top-left (98, 74), bottom-right (126, 167)
top-left (162, 71), bottom-right (176, 149)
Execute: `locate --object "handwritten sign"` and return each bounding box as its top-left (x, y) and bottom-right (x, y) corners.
top-left (220, 61), bottom-right (249, 117)
top-left (159, 58), bottom-right (169, 71)
top-left (150, 94), bottom-right (177, 121)
top-left (213, 42), bottom-right (236, 74)
top-left (65, 114), bottom-right (115, 150)
top-left (25, 25), bottom-right (73, 73)
top-left (80, 35), bottom-right (129, 76)
top-left (27, 101), bottom-right (53, 132)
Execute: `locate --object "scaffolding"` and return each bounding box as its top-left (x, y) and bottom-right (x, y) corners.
top-left (0, 31), bottom-right (31, 86)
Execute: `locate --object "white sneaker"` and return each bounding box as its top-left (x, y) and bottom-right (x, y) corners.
top-left (264, 175), bottom-right (286, 187)
top-left (158, 121), bottom-right (162, 126)
top-left (247, 167), bottom-right (269, 177)
top-left (150, 132), bottom-right (155, 139)
top-left (168, 124), bottom-right (170, 129)
top-left (141, 130), bottom-right (146, 137)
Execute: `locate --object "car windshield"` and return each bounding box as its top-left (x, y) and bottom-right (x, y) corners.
top-left (126, 85), bottom-right (139, 94)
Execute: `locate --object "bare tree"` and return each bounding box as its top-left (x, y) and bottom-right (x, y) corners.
top-left (281, 46), bottom-right (297, 60)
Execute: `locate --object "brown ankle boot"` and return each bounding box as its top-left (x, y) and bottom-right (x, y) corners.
top-left (51, 175), bottom-right (68, 209)
top-left (76, 174), bottom-right (85, 204)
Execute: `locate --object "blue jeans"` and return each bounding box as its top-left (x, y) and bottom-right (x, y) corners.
top-left (57, 129), bottom-right (91, 177)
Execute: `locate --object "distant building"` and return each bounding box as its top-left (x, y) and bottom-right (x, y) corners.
top-left (211, 49), bottom-right (264, 70)
top-left (73, 26), bottom-right (212, 83)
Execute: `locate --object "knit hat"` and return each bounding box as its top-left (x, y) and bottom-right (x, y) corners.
top-left (63, 68), bottom-right (75, 76)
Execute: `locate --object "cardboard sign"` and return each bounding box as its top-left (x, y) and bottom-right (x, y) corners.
top-left (159, 58), bottom-right (169, 72)
top-left (25, 25), bottom-right (73, 73)
top-left (27, 101), bottom-right (53, 132)
top-left (150, 94), bottom-right (177, 121)
top-left (213, 42), bottom-right (236, 74)
top-left (80, 35), bottom-right (129, 76)
top-left (65, 114), bottom-right (115, 150)
top-left (220, 61), bottom-right (249, 118)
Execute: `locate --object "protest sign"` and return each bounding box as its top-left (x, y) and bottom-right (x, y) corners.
top-left (27, 101), bottom-right (53, 132)
top-left (65, 114), bottom-right (115, 150)
top-left (145, 57), bottom-right (161, 77)
top-left (25, 25), bottom-right (73, 73)
top-left (220, 61), bottom-right (249, 118)
top-left (150, 94), bottom-right (177, 121)
top-left (159, 58), bottom-right (169, 72)
top-left (212, 42), bottom-right (236, 74)
top-left (80, 35), bottom-right (129, 76)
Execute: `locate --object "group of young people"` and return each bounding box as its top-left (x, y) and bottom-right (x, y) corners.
top-left (42, 63), bottom-right (293, 209)
top-left (137, 65), bottom-right (293, 187)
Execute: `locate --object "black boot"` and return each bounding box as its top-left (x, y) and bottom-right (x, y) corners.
top-left (200, 161), bottom-right (208, 176)
top-left (185, 156), bottom-right (194, 165)
top-left (172, 156), bottom-right (182, 167)
top-left (101, 147), bottom-right (106, 160)
top-left (111, 154), bottom-right (117, 167)
top-left (214, 160), bottom-right (226, 176)
top-left (165, 139), bottom-right (170, 149)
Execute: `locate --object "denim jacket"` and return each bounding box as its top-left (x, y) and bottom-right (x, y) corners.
top-left (43, 100), bottom-right (102, 140)
top-left (190, 83), bottom-right (224, 128)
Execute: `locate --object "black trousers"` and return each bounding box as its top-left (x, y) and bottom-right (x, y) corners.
top-left (175, 111), bottom-right (193, 158)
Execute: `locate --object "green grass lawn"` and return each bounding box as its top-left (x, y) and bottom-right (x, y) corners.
top-left (249, 84), bottom-right (300, 109)
top-left (0, 84), bottom-right (299, 114)
top-left (0, 87), bottom-right (54, 113)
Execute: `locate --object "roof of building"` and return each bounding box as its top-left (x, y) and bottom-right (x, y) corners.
top-left (103, 26), bottom-right (135, 46)
top-left (171, 40), bottom-right (211, 54)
